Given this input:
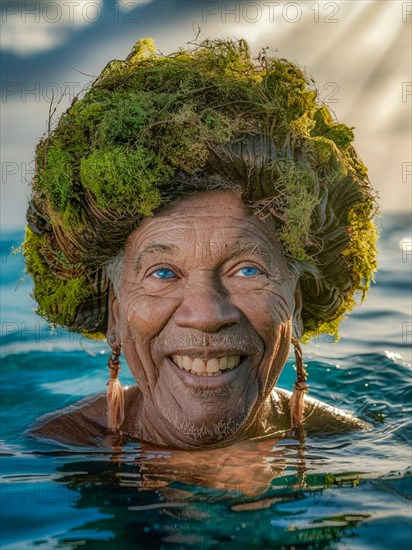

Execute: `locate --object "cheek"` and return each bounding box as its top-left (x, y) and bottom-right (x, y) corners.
top-left (117, 290), bottom-right (181, 393)
top-left (118, 284), bottom-right (180, 342)
top-left (235, 288), bottom-right (293, 389)
top-left (232, 288), bottom-right (293, 344)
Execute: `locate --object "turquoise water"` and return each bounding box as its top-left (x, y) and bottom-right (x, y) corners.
top-left (1, 213), bottom-right (411, 549)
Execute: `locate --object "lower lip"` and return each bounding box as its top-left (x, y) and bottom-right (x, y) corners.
top-left (165, 356), bottom-right (250, 388)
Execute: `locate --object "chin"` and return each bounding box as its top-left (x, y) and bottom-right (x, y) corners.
top-left (156, 394), bottom-right (255, 447)
top-left (175, 413), bottom-right (249, 446)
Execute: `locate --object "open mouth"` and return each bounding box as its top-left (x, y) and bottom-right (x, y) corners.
top-left (168, 355), bottom-right (246, 376)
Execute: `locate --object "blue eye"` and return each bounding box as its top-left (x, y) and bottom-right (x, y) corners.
top-left (237, 266), bottom-right (261, 277)
top-left (152, 268), bottom-right (176, 279)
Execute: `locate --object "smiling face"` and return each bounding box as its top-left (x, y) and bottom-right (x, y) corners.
top-left (108, 189), bottom-right (302, 448)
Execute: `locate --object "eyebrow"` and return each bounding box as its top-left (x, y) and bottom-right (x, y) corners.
top-left (133, 240), bottom-right (277, 274)
top-left (230, 241), bottom-right (270, 262)
top-left (134, 243), bottom-right (179, 273)
top-left (199, 241), bottom-right (271, 265)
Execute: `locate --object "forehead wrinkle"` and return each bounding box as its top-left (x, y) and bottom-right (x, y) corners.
top-left (154, 221), bottom-right (278, 250)
top-left (130, 208), bottom-right (278, 242)
top-left (136, 210), bottom-right (268, 234)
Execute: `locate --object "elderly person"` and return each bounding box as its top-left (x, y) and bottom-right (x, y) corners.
top-left (25, 38), bottom-right (378, 448)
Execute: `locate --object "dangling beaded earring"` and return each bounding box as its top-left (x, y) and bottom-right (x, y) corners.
top-left (106, 341), bottom-right (125, 433)
top-left (289, 337), bottom-right (308, 429)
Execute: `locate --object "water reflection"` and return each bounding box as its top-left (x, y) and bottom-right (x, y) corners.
top-left (34, 434), bottom-right (372, 548)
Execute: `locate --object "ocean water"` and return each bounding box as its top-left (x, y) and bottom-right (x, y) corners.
top-left (1, 213), bottom-right (411, 549)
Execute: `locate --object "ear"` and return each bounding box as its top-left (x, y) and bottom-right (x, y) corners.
top-left (292, 279), bottom-right (304, 341)
top-left (106, 283), bottom-right (121, 347)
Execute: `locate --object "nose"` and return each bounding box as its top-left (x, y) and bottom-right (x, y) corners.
top-left (173, 273), bottom-right (240, 332)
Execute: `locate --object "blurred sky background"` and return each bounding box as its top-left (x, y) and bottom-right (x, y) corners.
top-left (1, 0), bottom-right (411, 230)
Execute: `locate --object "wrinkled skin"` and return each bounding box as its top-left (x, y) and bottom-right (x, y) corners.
top-left (28, 190), bottom-right (368, 449)
top-left (109, 190), bottom-right (302, 448)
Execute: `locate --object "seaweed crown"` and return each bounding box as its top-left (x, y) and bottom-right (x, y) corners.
top-left (24, 37), bottom-right (379, 341)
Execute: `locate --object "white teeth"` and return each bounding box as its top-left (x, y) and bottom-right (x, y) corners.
top-left (206, 358), bottom-right (219, 373)
top-left (170, 355), bottom-right (242, 376)
top-left (219, 356), bottom-right (228, 370)
top-left (182, 356), bottom-right (192, 371)
top-left (192, 358), bottom-right (206, 373)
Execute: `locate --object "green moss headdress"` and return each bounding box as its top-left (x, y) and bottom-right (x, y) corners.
top-left (24, 38), bottom-right (379, 342)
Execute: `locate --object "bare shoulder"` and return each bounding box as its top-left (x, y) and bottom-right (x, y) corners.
top-left (26, 392), bottom-right (109, 446)
top-left (273, 388), bottom-right (371, 433)
top-left (27, 386), bottom-right (144, 446)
